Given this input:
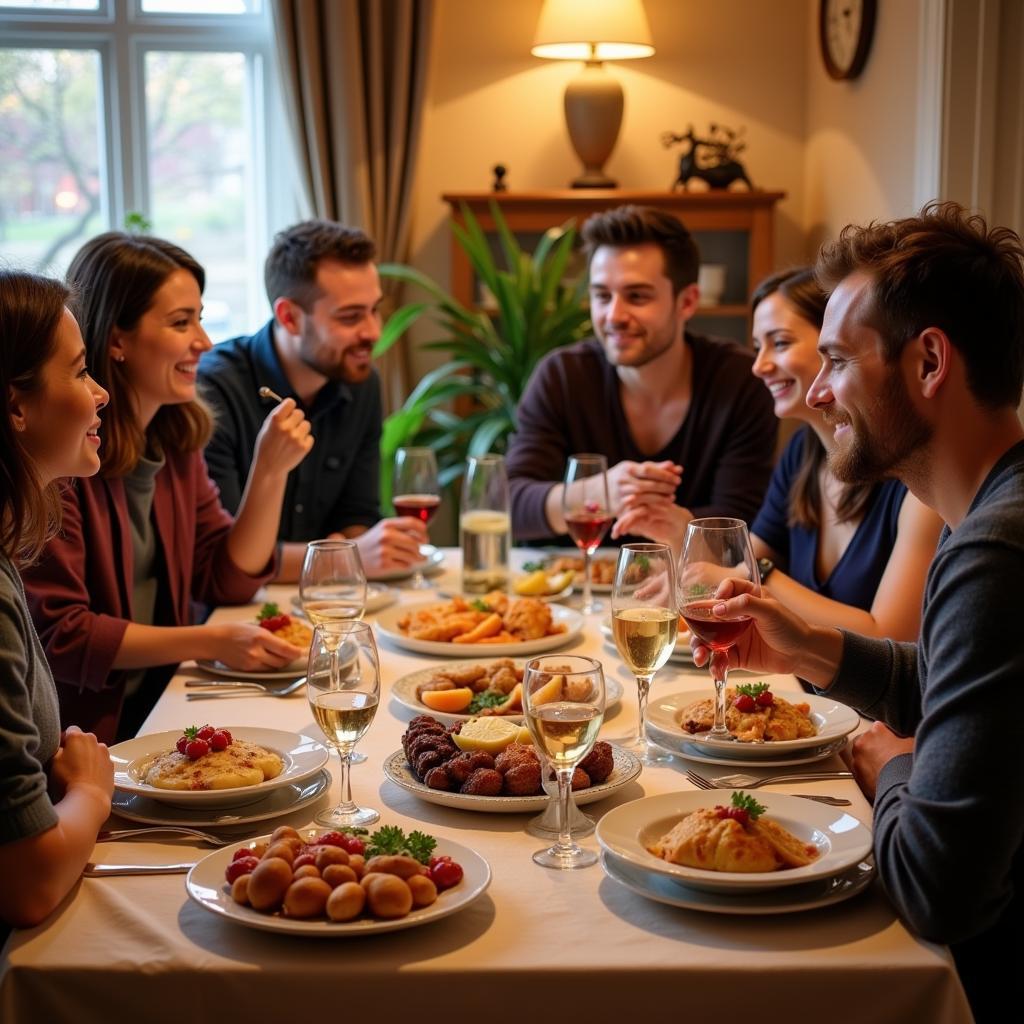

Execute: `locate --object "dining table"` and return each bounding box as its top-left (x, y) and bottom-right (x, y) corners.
top-left (0, 549), bottom-right (974, 1024)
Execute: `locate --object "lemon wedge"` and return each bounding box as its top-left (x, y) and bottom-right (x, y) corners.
top-left (545, 570), bottom-right (574, 593)
top-left (513, 569), bottom-right (550, 596)
top-left (452, 718), bottom-right (522, 754)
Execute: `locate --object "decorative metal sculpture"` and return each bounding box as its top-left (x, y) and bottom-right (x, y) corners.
top-left (662, 124), bottom-right (753, 191)
top-left (492, 164), bottom-right (508, 192)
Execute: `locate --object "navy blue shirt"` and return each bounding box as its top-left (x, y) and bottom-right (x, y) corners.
top-left (198, 320), bottom-right (382, 542)
top-left (751, 427), bottom-right (907, 609)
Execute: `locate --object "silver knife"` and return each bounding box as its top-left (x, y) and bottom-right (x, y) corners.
top-left (84, 862), bottom-right (195, 876)
top-left (790, 794), bottom-right (851, 806)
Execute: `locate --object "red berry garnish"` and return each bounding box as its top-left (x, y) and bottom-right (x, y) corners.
top-left (176, 735), bottom-right (189, 754)
top-left (430, 859), bottom-right (463, 891)
top-left (186, 738), bottom-right (210, 760)
top-left (225, 856), bottom-right (259, 884)
top-left (317, 831), bottom-right (347, 848)
top-left (343, 836), bottom-right (366, 856)
top-left (755, 690), bottom-right (774, 708)
top-left (209, 730), bottom-right (229, 751)
top-left (293, 853), bottom-right (316, 870)
top-left (232, 848), bottom-right (255, 862)
top-left (219, 729), bottom-right (232, 745)
top-left (727, 808), bottom-right (749, 826)
top-left (196, 724), bottom-right (215, 741)
top-left (733, 694), bottom-right (756, 713)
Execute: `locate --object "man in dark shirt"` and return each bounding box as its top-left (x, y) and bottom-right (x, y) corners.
top-left (198, 221), bottom-right (426, 581)
top-left (506, 205), bottom-right (776, 543)
top-left (695, 203), bottom-right (1024, 1024)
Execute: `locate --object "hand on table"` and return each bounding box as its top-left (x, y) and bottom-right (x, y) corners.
top-left (842, 721), bottom-right (915, 802)
top-left (252, 397), bottom-right (314, 478)
top-left (335, 517), bottom-right (428, 575)
top-left (203, 623), bottom-right (304, 670)
top-left (49, 725), bottom-right (113, 805)
top-left (606, 459), bottom-right (682, 516)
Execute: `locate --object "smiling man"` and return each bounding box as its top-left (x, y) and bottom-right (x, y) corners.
top-left (505, 205), bottom-right (776, 544)
top-left (198, 221), bottom-right (426, 581)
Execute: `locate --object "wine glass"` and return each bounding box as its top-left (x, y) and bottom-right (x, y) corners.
top-left (562, 454), bottom-right (613, 614)
top-left (300, 539), bottom-right (368, 762)
top-left (306, 621), bottom-right (380, 828)
top-left (609, 542), bottom-right (677, 765)
top-left (677, 517), bottom-right (759, 739)
top-left (522, 654), bottom-right (605, 869)
top-left (392, 447), bottom-right (440, 589)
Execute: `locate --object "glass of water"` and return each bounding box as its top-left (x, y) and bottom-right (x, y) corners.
top-left (460, 454), bottom-right (511, 594)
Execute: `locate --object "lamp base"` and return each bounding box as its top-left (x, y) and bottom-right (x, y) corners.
top-left (564, 61), bottom-right (623, 190)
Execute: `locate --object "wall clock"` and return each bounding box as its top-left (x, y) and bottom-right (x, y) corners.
top-left (819, 0), bottom-right (877, 81)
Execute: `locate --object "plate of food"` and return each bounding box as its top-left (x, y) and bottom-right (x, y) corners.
top-left (186, 824), bottom-right (491, 936)
top-left (291, 583), bottom-right (399, 618)
top-left (196, 601), bottom-right (314, 680)
top-left (532, 548), bottom-right (618, 593)
top-left (599, 618), bottom-right (694, 664)
top-left (110, 726), bottom-right (330, 808)
top-left (384, 714), bottom-right (642, 812)
top-left (600, 849), bottom-right (875, 915)
top-left (669, 736), bottom-right (849, 769)
top-left (375, 594), bottom-right (584, 657)
top-left (110, 769), bottom-right (332, 827)
top-left (596, 790), bottom-right (872, 893)
top-left (645, 686), bottom-right (860, 758)
top-left (390, 659), bottom-right (624, 723)
top-left (366, 544), bottom-right (445, 583)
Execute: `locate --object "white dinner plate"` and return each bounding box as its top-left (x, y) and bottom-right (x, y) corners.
top-left (110, 727), bottom-right (330, 808)
top-left (291, 582), bottom-right (399, 617)
top-left (601, 850), bottom-right (876, 915)
top-left (665, 734), bottom-right (849, 769)
top-left (645, 689), bottom-right (860, 759)
top-left (366, 544), bottom-right (445, 582)
top-left (596, 790), bottom-right (872, 893)
top-left (389, 661), bottom-right (625, 724)
top-left (110, 769), bottom-right (331, 826)
top-left (599, 619), bottom-right (694, 664)
top-left (187, 832), bottom-right (491, 936)
top-left (383, 744), bottom-right (642, 813)
top-left (375, 602), bottom-right (584, 658)
top-left (195, 660), bottom-right (307, 681)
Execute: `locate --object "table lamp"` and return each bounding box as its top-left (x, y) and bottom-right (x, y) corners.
top-left (532, 0), bottom-right (654, 188)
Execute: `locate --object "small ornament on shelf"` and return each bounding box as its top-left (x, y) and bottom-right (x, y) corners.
top-left (662, 124), bottom-right (753, 192)
top-left (491, 164), bottom-right (508, 192)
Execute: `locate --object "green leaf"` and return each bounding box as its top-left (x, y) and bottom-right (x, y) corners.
top-left (730, 791), bottom-right (767, 820)
top-left (373, 301), bottom-right (427, 357)
top-left (735, 682), bottom-right (771, 698)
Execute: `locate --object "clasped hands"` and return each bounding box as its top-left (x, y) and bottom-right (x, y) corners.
top-left (607, 459), bottom-right (691, 546)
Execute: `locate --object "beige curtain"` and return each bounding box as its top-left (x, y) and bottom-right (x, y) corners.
top-left (270, 0), bottom-right (434, 413)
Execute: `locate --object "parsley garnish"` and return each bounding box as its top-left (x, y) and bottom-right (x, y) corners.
top-left (470, 598), bottom-right (490, 612)
top-left (735, 682), bottom-right (770, 698)
top-left (731, 791), bottom-right (766, 819)
top-left (468, 690), bottom-right (507, 714)
top-left (366, 825), bottom-right (438, 864)
top-left (522, 560), bottom-right (546, 573)
top-left (257, 601), bottom-right (281, 621)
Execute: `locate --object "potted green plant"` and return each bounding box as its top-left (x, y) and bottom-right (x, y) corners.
top-left (374, 202), bottom-right (592, 510)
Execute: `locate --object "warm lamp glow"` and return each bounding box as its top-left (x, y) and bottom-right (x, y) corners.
top-left (531, 0), bottom-right (654, 61)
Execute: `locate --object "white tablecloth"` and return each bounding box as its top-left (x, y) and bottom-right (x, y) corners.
top-left (0, 551), bottom-right (973, 1024)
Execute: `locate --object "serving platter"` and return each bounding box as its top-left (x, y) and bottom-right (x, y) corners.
top-left (187, 832), bottom-right (490, 936)
top-left (383, 744), bottom-right (641, 813)
top-left (110, 727), bottom-right (330, 808)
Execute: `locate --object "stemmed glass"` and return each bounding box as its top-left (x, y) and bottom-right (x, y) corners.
top-left (307, 621), bottom-right (380, 828)
top-left (392, 447), bottom-right (440, 589)
top-left (677, 518), bottom-right (759, 739)
top-left (300, 539), bottom-right (368, 761)
top-left (609, 542), bottom-right (677, 765)
top-left (562, 454), bottom-right (613, 614)
top-left (522, 655), bottom-right (605, 869)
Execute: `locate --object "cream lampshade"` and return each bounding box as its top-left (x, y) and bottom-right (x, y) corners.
top-left (532, 0), bottom-right (654, 188)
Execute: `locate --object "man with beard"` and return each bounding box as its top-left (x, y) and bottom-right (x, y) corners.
top-left (199, 221), bottom-right (426, 581)
top-left (506, 205), bottom-right (776, 543)
top-left (691, 202), bottom-right (1024, 1023)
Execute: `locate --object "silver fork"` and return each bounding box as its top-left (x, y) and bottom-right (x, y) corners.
top-left (686, 769), bottom-right (852, 806)
top-left (686, 768), bottom-right (854, 789)
top-left (97, 826), bottom-right (237, 846)
top-left (186, 677), bottom-right (306, 700)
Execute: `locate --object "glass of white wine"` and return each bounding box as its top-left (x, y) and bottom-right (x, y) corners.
top-left (610, 542), bottom-right (677, 766)
top-left (307, 621), bottom-right (380, 828)
top-left (522, 655), bottom-right (605, 870)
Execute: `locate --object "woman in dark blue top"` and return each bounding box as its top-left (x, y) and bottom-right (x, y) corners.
top-left (748, 269), bottom-right (942, 640)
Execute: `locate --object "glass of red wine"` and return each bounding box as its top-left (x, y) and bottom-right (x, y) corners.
top-left (562, 454), bottom-right (613, 614)
top-left (393, 447), bottom-right (440, 590)
top-left (677, 518), bottom-right (759, 740)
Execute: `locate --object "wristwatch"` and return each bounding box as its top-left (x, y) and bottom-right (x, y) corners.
top-left (757, 557), bottom-right (775, 584)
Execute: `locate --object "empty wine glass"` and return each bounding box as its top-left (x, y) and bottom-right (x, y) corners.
top-left (306, 621), bottom-right (380, 828)
top-left (522, 655), bottom-right (605, 869)
top-left (562, 454), bottom-right (613, 614)
top-left (609, 542), bottom-right (677, 765)
top-left (393, 447), bottom-right (440, 589)
top-left (678, 518), bottom-right (759, 739)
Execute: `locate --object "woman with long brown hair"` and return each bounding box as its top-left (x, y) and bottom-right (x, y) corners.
top-left (22, 233), bottom-right (313, 742)
top-left (0, 271), bottom-right (113, 927)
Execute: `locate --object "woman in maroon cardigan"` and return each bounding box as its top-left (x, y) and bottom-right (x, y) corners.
top-left (22, 233), bottom-right (314, 742)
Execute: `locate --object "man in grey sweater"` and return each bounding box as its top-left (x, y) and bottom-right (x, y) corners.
top-left (692, 202), bottom-right (1024, 1023)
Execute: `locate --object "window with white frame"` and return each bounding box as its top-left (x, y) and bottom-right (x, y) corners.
top-left (0, 0), bottom-right (299, 340)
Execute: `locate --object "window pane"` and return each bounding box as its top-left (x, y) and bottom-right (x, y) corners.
top-left (140, 0), bottom-right (258, 13)
top-left (145, 50), bottom-right (255, 341)
top-left (0, 48), bottom-right (104, 275)
top-left (0, 1), bottom-right (99, 9)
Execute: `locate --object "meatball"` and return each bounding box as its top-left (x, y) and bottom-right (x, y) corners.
top-left (494, 743), bottom-right (539, 775)
top-left (414, 749), bottom-right (447, 779)
top-left (570, 767), bottom-right (591, 791)
top-left (424, 765), bottom-right (452, 790)
top-left (446, 750), bottom-right (495, 785)
top-left (460, 768), bottom-right (504, 796)
top-left (502, 759), bottom-right (542, 796)
top-left (578, 741), bottom-right (614, 784)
